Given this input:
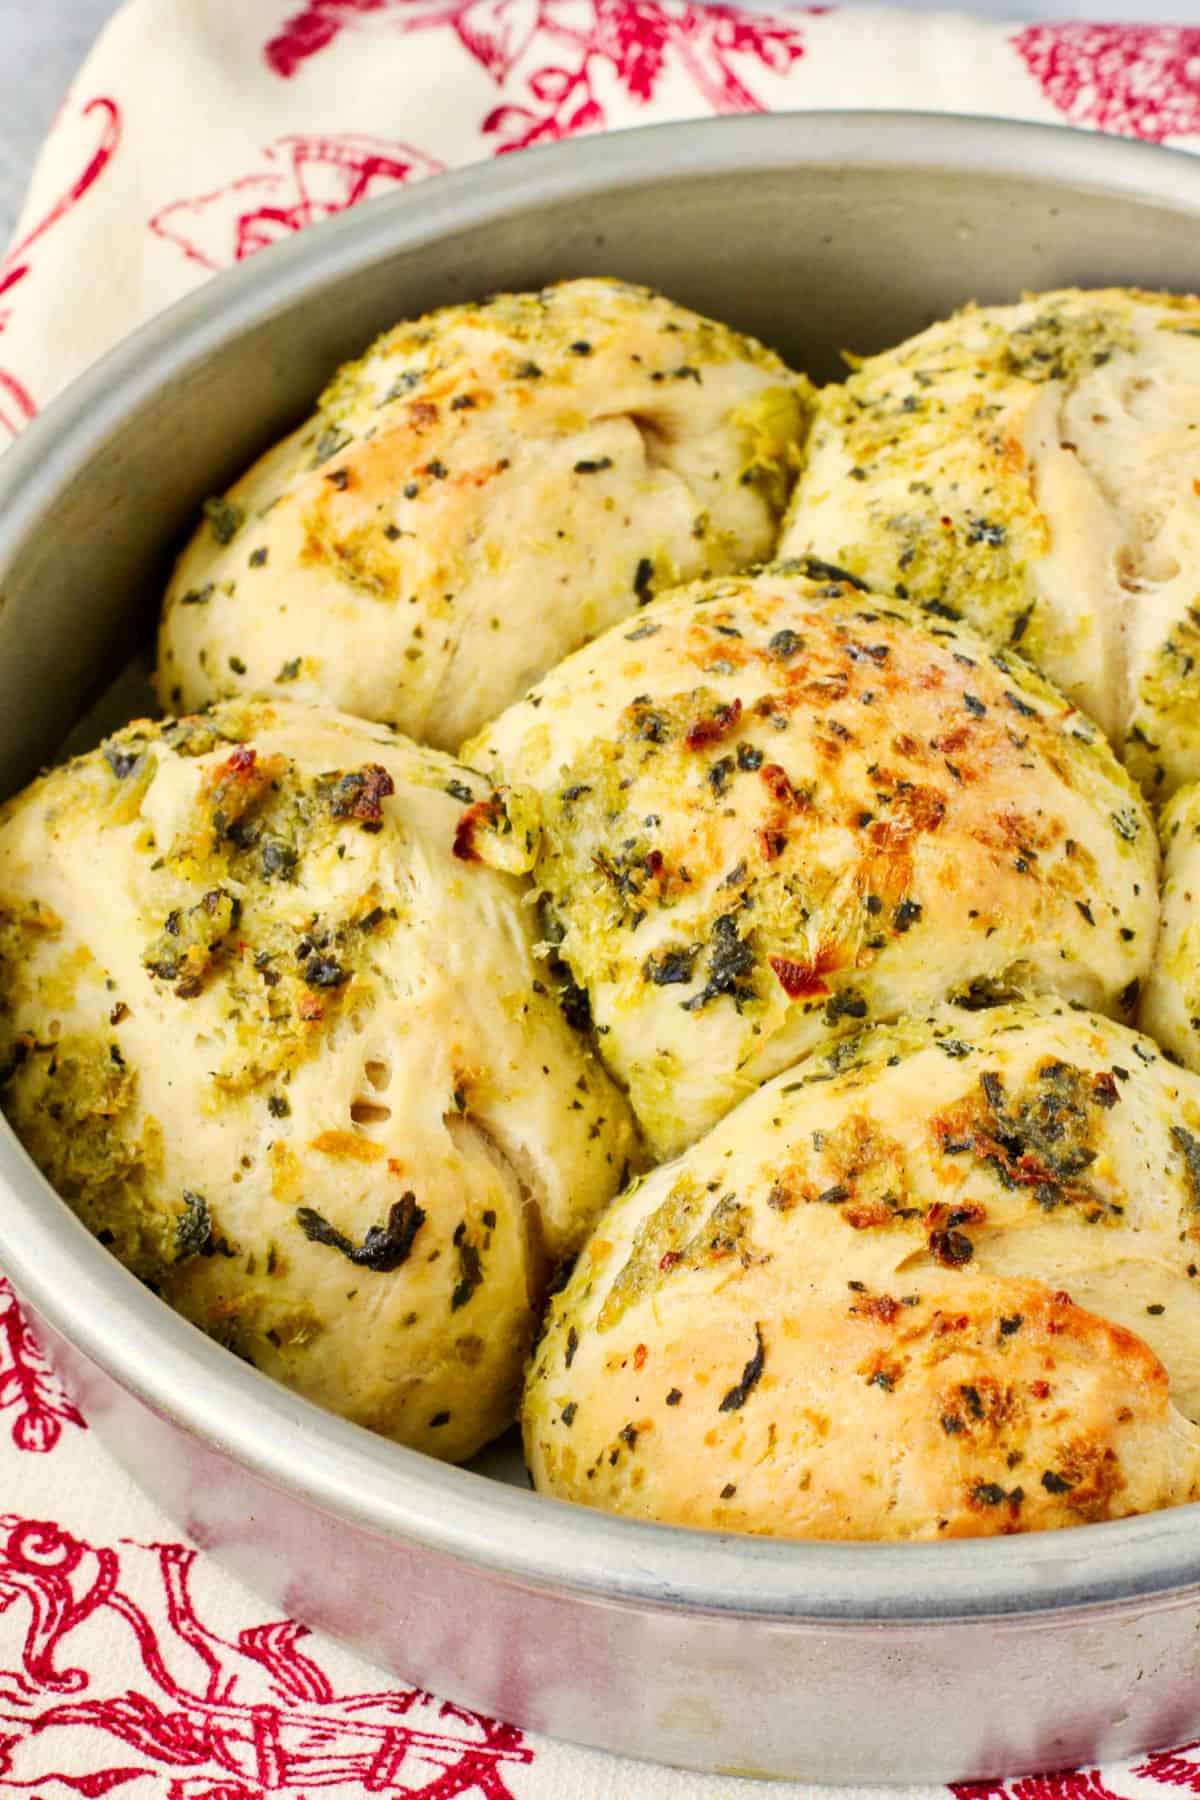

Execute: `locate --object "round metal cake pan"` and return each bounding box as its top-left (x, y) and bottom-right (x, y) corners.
top-left (2, 113), bottom-right (1200, 1785)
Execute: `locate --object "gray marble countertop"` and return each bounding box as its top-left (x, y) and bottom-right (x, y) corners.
top-left (1, 0), bottom-right (1196, 247)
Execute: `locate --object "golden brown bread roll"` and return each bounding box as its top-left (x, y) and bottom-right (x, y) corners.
top-left (780, 288), bottom-right (1200, 798)
top-left (524, 999), bottom-right (1200, 1539)
top-left (468, 563), bottom-right (1157, 1157)
top-left (1141, 779), bottom-right (1200, 1071)
top-left (158, 279), bottom-right (810, 750)
top-left (0, 697), bottom-right (637, 1460)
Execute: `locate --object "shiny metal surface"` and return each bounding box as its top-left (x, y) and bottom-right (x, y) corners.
top-left (1, 113), bottom-right (1200, 1783)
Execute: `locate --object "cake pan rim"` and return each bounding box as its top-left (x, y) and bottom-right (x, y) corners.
top-left (2, 109), bottom-right (1200, 1633)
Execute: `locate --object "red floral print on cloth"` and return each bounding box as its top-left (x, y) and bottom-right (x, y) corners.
top-left (149, 133), bottom-right (447, 273)
top-left (0, 96), bottom-right (121, 438)
top-left (955, 1755), bottom-right (1200, 1800)
top-left (0, 1279), bottom-right (85, 1456)
top-left (265, 0), bottom-right (808, 150)
top-left (1013, 24), bottom-right (1200, 143)
top-left (0, 1515), bottom-right (534, 1795)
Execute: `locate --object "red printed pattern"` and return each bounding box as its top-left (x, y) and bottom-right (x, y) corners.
top-left (0, 1515), bottom-right (533, 1794)
top-left (149, 133), bottom-right (446, 273)
top-left (0, 1279), bottom-right (85, 1456)
top-left (1013, 24), bottom-right (1200, 143)
top-left (266, 0), bottom-right (807, 149)
top-left (0, 97), bottom-right (121, 438)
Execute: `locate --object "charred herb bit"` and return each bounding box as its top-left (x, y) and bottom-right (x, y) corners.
top-left (104, 744), bottom-right (145, 781)
top-left (554, 967), bottom-right (592, 1034)
top-left (568, 339), bottom-right (592, 355)
top-left (178, 583), bottom-right (214, 606)
top-left (311, 424), bottom-right (351, 467)
top-left (633, 557), bottom-right (655, 605)
top-left (1041, 1469), bottom-right (1073, 1494)
top-left (574, 457), bottom-right (614, 474)
top-left (296, 1191), bottom-right (425, 1271)
top-left (1004, 689), bottom-right (1038, 720)
top-left (719, 1323), bottom-right (765, 1413)
top-left (203, 496), bottom-right (245, 545)
top-left (967, 517), bottom-right (1007, 547)
top-left (565, 1325), bottom-right (579, 1368)
top-left (228, 656), bottom-right (248, 676)
top-left (1172, 1125), bottom-right (1200, 1210)
top-left (445, 778), bottom-right (476, 805)
top-left (708, 756), bottom-right (736, 798)
top-left (1010, 602), bottom-right (1034, 644)
top-left (326, 764), bottom-right (396, 833)
top-left (682, 913), bottom-right (756, 1013)
top-left (737, 744), bottom-right (763, 772)
top-left (303, 953), bottom-right (346, 989)
top-left (824, 988), bottom-right (868, 1024)
top-left (929, 1227), bottom-right (974, 1267)
top-left (768, 629), bottom-right (802, 662)
top-left (999, 1313), bottom-right (1024, 1336)
top-left (259, 835), bottom-right (299, 881)
top-left (796, 556), bottom-right (870, 593)
top-left (1111, 808), bottom-right (1141, 844)
top-left (249, 546), bottom-right (269, 568)
top-left (276, 657), bottom-right (302, 683)
top-left (625, 621), bottom-right (661, 642)
top-left (892, 898), bottom-right (922, 933)
top-left (430, 1412), bottom-right (451, 1429)
top-left (143, 887), bottom-right (241, 997)
top-left (175, 1190), bottom-right (214, 1261)
top-left (971, 1482), bottom-right (1008, 1507)
top-left (666, 1387), bottom-right (682, 1406)
top-left (268, 1093), bottom-right (290, 1119)
top-left (644, 945), bottom-right (697, 987)
top-left (451, 1233), bottom-right (484, 1311)
top-left (561, 1402), bottom-right (578, 1427)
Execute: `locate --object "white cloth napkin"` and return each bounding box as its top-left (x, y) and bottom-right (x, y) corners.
top-left (4, 3), bottom-right (1200, 1794)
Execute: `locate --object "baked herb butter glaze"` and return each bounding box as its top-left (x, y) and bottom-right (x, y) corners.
top-left (0, 697), bottom-right (637, 1460)
top-left (781, 289), bottom-right (1200, 799)
top-left (469, 562), bottom-right (1157, 1158)
top-left (524, 998), bottom-right (1200, 1540)
top-left (159, 278), bottom-right (811, 751)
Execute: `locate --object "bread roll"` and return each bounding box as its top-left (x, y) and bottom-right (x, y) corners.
top-left (0, 698), bottom-right (637, 1459)
top-left (158, 279), bottom-right (810, 749)
top-left (469, 564), bottom-right (1156, 1156)
top-left (524, 999), bottom-right (1200, 1539)
top-left (780, 288), bottom-right (1200, 797)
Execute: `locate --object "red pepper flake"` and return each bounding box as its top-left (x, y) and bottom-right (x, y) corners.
top-left (659, 1249), bottom-right (682, 1271)
top-left (409, 400), bottom-right (438, 428)
top-left (684, 698), bottom-right (742, 751)
top-left (1091, 1071), bottom-right (1120, 1108)
top-left (633, 1343), bottom-right (648, 1371)
top-left (851, 1292), bottom-right (900, 1325)
top-left (453, 794), bottom-right (503, 862)
top-left (206, 744), bottom-right (257, 790)
top-left (770, 950), bottom-right (838, 999)
top-left (297, 994), bottom-right (325, 1021)
top-left (759, 762), bottom-right (797, 806)
top-left (330, 763), bottom-right (396, 831)
top-left (1031, 1379), bottom-right (1051, 1399)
